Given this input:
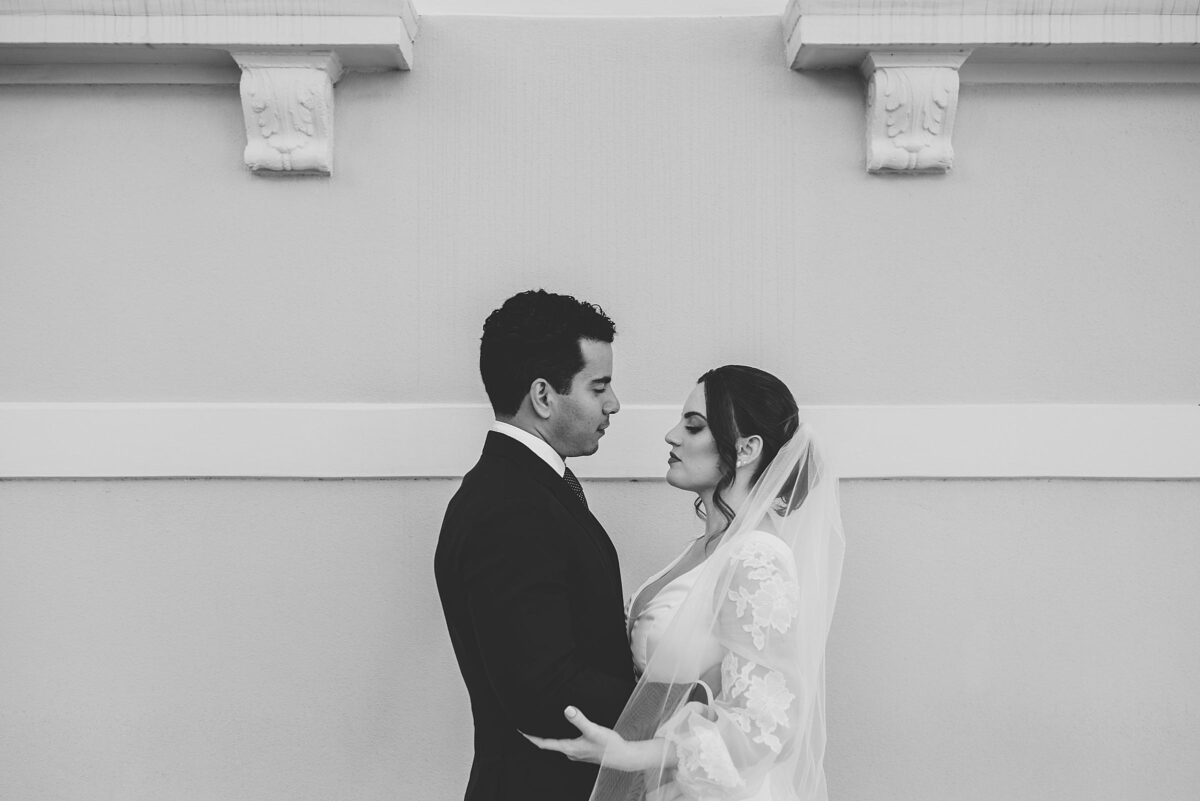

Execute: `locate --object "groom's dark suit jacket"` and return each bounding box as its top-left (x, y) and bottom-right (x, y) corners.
top-left (435, 431), bottom-right (636, 801)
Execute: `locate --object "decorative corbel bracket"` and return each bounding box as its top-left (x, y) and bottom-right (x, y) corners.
top-left (232, 52), bottom-right (343, 176)
top-left (784, 0), bottom-right (1200, 176)
top-left (861, 52), bottom-right (969, 175)
top-left (0, 1), bottom-right (418, 177)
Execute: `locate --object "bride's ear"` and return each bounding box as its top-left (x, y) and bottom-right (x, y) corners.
top-left (529, 378), bottom-right (553, 420)
top-left (736, 435), bottom-right (763, 469)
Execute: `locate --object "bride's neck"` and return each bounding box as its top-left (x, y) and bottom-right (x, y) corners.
top-left (699, 482), bottom-right (750, 539)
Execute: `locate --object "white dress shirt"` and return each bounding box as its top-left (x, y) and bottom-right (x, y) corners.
top-left (489, 421), bottom-right (565, 477)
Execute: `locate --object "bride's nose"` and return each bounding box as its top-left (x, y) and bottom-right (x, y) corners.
top-left (664, 424), bottom-right (682, 446)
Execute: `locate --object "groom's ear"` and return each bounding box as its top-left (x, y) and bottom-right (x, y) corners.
top-left (529, 378), bottom-right (554, 420)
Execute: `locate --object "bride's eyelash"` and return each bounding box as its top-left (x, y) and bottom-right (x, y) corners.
top-left (685, 426), bottom-right (702, 434)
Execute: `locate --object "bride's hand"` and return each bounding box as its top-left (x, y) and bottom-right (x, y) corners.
top-left (522, 706), bottom-right (619, 766)
top-left (522, 707), bottom-right (667, 772)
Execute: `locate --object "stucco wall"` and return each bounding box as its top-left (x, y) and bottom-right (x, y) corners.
top-left (2, 479), bottom-right (1198, 801)
top-left (1, 14), bottom-right (1198, 801)
top-left (2, 18), bottom-right (1198, 403)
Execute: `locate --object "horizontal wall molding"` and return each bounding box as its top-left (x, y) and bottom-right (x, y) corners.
top-left (0, 63), bottom-right (243, 85)
top-left (958, 60), bottom-right (1200, 85)
top-left (1, 403), bottom-right (1197, 480)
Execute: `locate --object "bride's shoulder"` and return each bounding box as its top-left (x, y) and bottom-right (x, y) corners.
top-left (726, 528), bottom-right (794, 565)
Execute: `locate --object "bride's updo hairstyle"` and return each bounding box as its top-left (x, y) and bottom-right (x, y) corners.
top-left (697, 365), bottom-right (800, 532)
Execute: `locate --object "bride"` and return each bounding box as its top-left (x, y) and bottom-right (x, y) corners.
top-left (526, 365), bottom-right (845, 801)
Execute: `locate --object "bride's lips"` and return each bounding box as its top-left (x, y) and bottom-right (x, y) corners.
top-left (667, 454), bottom-right (680, 465)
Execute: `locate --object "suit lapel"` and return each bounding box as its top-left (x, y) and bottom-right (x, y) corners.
top-left (483, 432), bottom-right (621, 589)
top-left (558, 484), bottom-right (621, 590)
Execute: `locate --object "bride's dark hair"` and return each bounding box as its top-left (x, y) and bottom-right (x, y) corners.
top-left (696, 365), bottom-right (800, 536)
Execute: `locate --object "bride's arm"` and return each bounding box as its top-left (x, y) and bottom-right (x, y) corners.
top-left (529, 534), bottom-right (809, 798)
top-left (654, 534), bottom-right (806, 799)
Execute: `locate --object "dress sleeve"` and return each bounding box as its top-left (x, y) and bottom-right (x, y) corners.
top-left (658, 533), bottom-right (804, 800)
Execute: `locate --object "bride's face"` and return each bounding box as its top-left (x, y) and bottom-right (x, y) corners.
top-left (664, 383), bottom-right (724, 493)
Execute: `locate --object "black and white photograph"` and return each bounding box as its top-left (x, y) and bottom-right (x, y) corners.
top-left (1, 2), bottom-right (1198, 801)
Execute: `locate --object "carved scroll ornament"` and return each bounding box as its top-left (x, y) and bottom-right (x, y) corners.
top-left (862, 52), bottom-right (970, 175)
top-left (232, 52), bottom-right (343, 176)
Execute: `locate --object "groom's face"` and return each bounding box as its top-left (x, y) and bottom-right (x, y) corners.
top-left (546, 338), bottom-right (619, 458)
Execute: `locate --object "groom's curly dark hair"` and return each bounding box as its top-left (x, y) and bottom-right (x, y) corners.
top-left (480, 289), bottom-right (616, 417)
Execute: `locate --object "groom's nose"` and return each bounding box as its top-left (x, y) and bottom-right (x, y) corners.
top-left (605, 389), bottom-right (620, 415)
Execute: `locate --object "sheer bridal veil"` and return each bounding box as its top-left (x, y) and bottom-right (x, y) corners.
top-left (593, 424), bottom-right (845, 801)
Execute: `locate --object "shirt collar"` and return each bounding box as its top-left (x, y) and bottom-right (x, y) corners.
top-left (489, 421), bottom-right (566, 477)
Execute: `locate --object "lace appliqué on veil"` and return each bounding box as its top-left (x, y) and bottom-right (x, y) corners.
top-left (727, 539), bottom-right (800, 650)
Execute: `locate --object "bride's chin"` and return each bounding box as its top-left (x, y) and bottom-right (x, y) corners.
top-left (664, 472), bottom-right (692, 492)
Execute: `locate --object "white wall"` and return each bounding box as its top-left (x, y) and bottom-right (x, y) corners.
top-left (2, 478), bottom-right (1197, 801)
top-left (2, 19), bottom-right (1198, 404)
top-left (1, 15), bottom-right (1198, 801)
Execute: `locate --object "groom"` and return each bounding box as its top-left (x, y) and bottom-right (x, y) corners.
top-left (435, 290), bottom-right (636, 801)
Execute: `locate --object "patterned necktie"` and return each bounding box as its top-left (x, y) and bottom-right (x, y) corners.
top-left (562, 465), bottom-right (588, 509)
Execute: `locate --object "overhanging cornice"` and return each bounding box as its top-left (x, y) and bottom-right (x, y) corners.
top-left (784, 0), bottom-right (1200, 174)
top-left (0, 1), bottom-right (419, 176)
top-left (786, 0), bottom-right (1200, 72)
top-left (0, 1), bottom-right (418, 82)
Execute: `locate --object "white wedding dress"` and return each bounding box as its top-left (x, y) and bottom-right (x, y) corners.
top-left (592, 427), bottom-right (842, 801)
top-left (626, 531), bottom-right (809, 801)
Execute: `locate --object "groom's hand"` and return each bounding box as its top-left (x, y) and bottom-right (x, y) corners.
top-left (523, 707), bottom-right (670, 773)
top-left (521, 706), bottom-right (617, 766)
